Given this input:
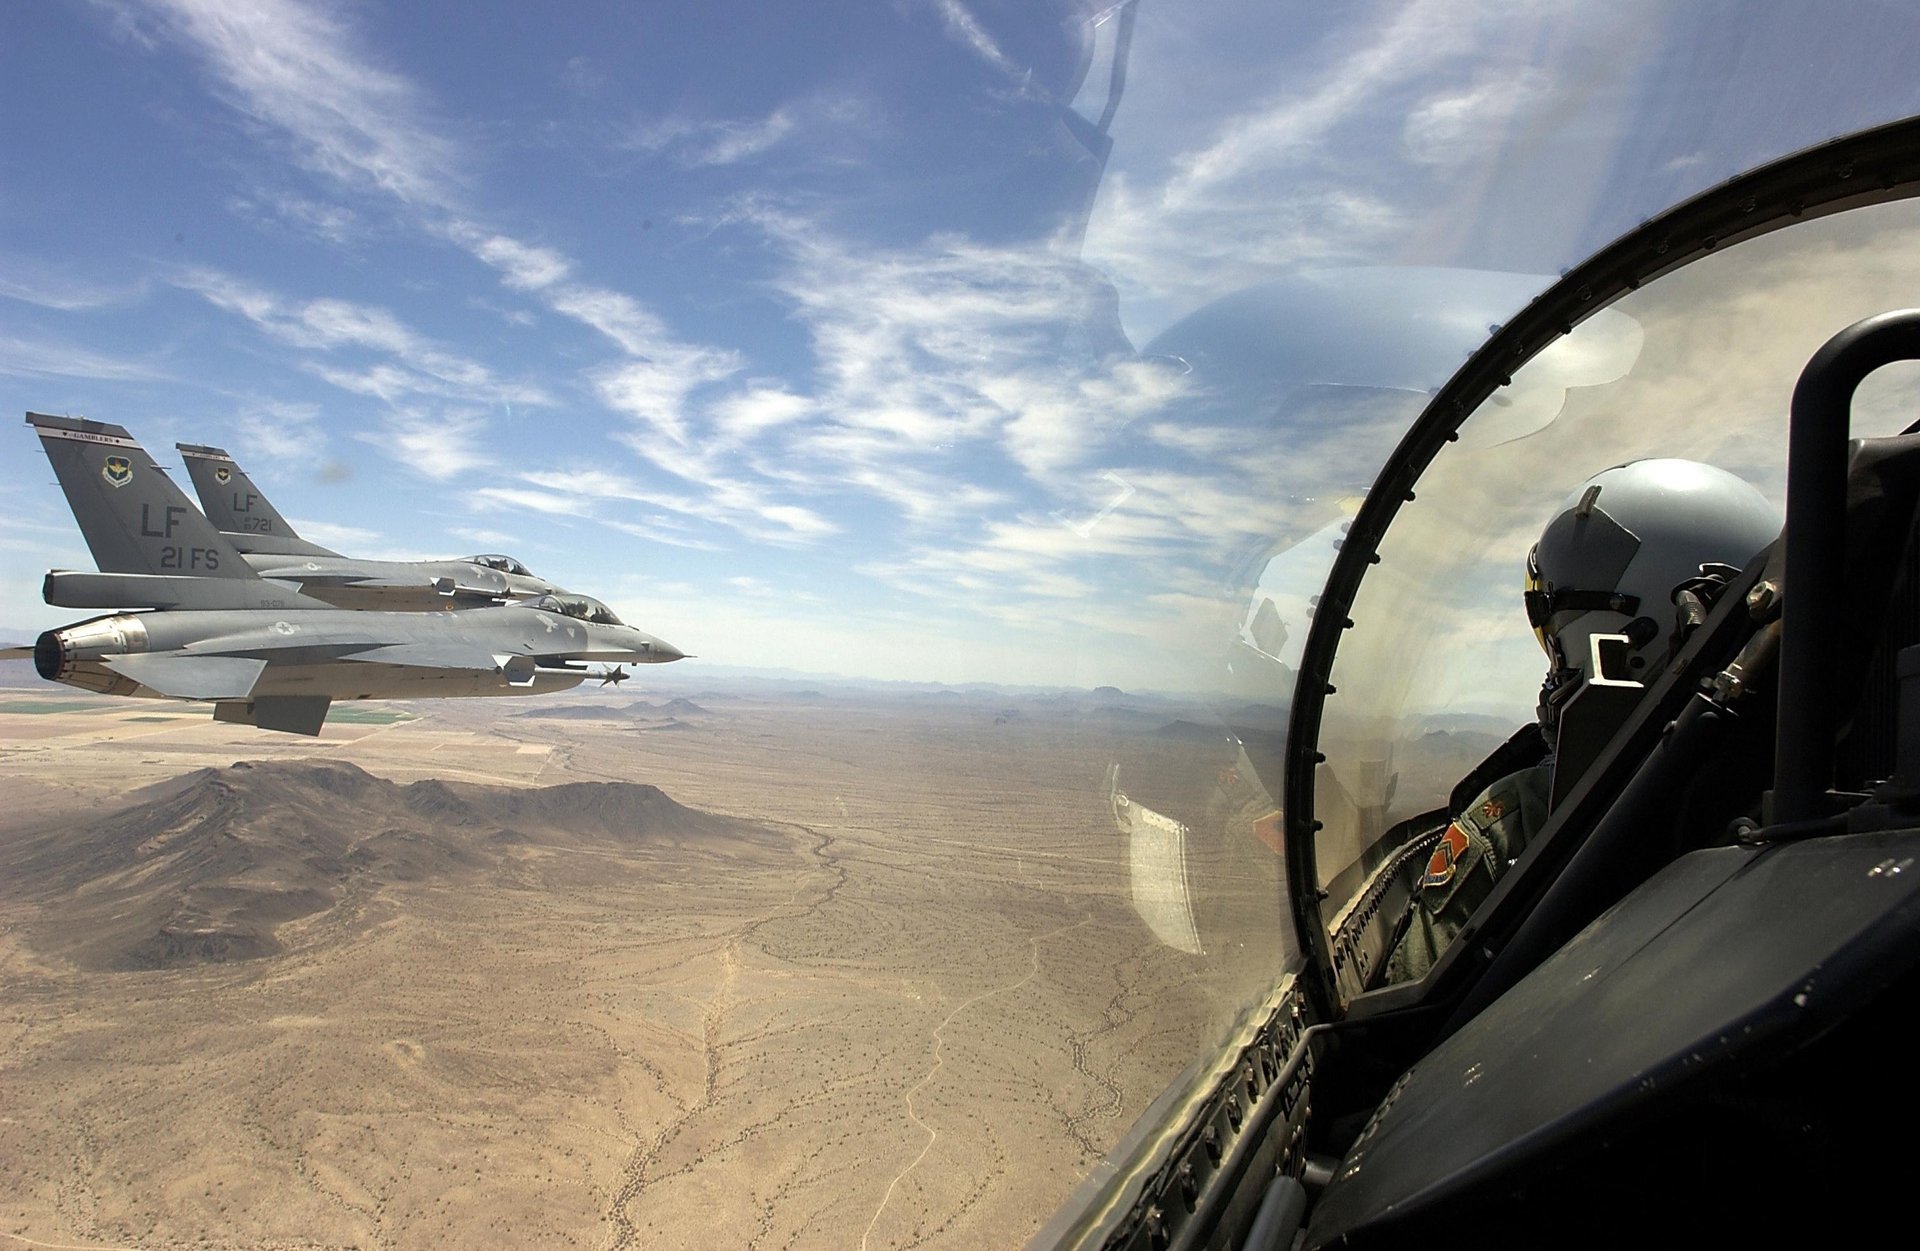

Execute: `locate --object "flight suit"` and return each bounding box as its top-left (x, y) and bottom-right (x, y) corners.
top-left (1386, 763), bottom-right (1553, 983)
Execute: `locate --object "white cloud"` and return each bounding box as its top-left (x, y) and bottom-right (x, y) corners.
top-left (1081, 1), bottom-right (1644, 341)
top-left (694, 108), bottom-right (798, 166)
top-left (140, 0), bottom-right (464, 208)
top-left (359, 408), bottom-right (493, 480)
top-left (470, 485), bottom-right (592, 516)
top-left (468, 234), bottom-right (574, 291)
top-left (741, 207), bottom-right (1188, 506)
top-left (227, 188), bottom-right (361, 243)
top-left (600, 518), bottom-right (728, 552)
top-left (929, 0), bottom-right (1018, 78)
top-left (710, 386), bottom-right (815, 441)
top-left (177, 268), bottom-right (551, 410)
top-left (142, 0), bottom-right (772, 539)
top-left (524, 462), bottom-right (836, 546)
top-left (1402, 70), bottom-right (1549, 166)
top-left (592, 351), bottom-right (740, 447)
top-left (0, 260), bottom-right (145, 311)
top-left (616, 104), bottom-right (805, 167)
top-left (232, 398), bottom-right (326, 461)
top-left (0, 334), bottom-right (170, 381)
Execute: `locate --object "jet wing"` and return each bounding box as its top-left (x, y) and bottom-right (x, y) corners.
top-left (101, 653), bottom-right (267, 700)
top-left (254, 570), bottom-right (442, 589)
top-left (254, 571), bottom-right (500, 600)
top-left (344, 643), bottom-right (540, 685)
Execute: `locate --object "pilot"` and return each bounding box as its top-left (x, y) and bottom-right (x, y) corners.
top-left (1386, 458), bottom-right (1782, 982)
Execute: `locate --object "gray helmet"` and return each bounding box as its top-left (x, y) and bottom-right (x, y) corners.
top-left (1525, 458), bottom-right (1781, 693)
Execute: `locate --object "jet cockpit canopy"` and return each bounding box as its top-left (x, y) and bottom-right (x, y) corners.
top-left (467, 553), bottom-right (534, 576)
top-left (526, 593), bottom-right (623, 626)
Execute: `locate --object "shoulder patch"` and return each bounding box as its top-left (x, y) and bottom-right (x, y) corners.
top-left (1480, 796), bottom-right (1507, 822)
top-left (1421, 821), bottom-right (1472, 888)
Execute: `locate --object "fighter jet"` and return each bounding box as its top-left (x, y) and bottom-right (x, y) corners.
top-left (175, 438), bottom-right (563, 603)
top-left (9, 589), bottom-right (682, 734)
top-left (26, 413), bottom-right (560, 611)
top-left (14, 412), bottom-right (684, 733)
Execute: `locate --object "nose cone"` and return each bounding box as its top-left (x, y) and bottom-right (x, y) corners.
top-left (642, 633), bottom-right (685, 663)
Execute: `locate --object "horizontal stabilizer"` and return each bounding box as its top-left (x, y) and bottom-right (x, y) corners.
top-left (251, 570), bottom-right (432, 588)
top-left (216, 530), bottom-right (342, 559)
top-left (213, 696), bottom-right (331, 736)
top-left (0, 645), bottom-right (33, 660)
top-left (102, 653), bottom-right (267, 700)
top-left (43, 570), bottom-right (331, 612)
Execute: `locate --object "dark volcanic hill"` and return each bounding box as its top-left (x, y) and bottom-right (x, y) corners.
top-left (0, 760), bottom-right (784, 973)
top-left (514, 702), bottom-right (633, 720)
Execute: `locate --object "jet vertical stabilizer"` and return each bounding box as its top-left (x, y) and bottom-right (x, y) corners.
top-left (176, 441), bottom-right (340, 558)
top-left (28, 413), bottom-right (254, 580)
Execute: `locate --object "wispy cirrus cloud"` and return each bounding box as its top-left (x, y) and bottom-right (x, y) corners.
top-left (620, 107), bottom-right (800, 167)
top-left (1084, 0), bottom-right (1645, 341)
top-left (0, 259), bottom-right (148, 312)
top-left (230, 397), bottom-right (327, 461)
top-left (614, 94), bottom-right (871, 169)
top-left (134, 0), bottom-right (464, 209)
top-left (0, 334), bottom-right (171, 381)
top-left (226, 186), bottom-right (363, 244)
top-left (358, 407), bottom-right (496, 480)
top-left (447, 230), bottom-right (745, 454)
top-left (141, 0), bottom-right (747, 494)
top-left (175, 268), bottom-right (552, 411)
top-left (737, 205), bottom-right (1189, 506)
top-left (523, 463), bottom-right (837, 546)
top-left (123, 0), bottom-right (1255, 654)
top-left (928, 0), bottom-right (1019, 78)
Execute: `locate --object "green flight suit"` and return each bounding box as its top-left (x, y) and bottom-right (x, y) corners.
top-left (1386, 763), bottom-right (1553, 983)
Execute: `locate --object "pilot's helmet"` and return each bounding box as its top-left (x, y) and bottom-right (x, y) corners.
top-left (1526, 458), bottom-right (1781, 697)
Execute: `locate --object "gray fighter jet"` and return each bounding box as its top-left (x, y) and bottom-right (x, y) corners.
top-left (13, 590), bottom-right (680, 734)
top-left (25, 413), bottom-right (560, 611)
top-left (13, 412), bottom-right (684, 733)
top-left (175, 439), bottom-right (562, 604)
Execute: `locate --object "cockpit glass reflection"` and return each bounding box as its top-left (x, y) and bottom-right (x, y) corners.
top-left (528, 593), bottom-right (623, 625)
top-left (468, 554), bottom-right (534, 576)
top-left (1314, 197), bottom-right (1920, 935)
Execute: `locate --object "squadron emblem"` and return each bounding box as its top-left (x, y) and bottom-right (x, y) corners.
top-left (1421, 822), bottom-right (1472, 889)
top-left (214, 465), bottom-right (231, 484)
top-left (101, 455), bottom-right (133, 488)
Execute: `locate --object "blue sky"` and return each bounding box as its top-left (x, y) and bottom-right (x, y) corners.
top-left (6, 1), bottom-right (1920, 691)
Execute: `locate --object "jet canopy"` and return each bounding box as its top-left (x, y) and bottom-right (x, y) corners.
top-left (466, 553), bottom-right (534, 576)
top-left (525, 593), bottom-right (624, 626)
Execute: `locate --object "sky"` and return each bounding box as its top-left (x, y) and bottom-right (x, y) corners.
top-left (6, 0), bottom-right (1920, 693)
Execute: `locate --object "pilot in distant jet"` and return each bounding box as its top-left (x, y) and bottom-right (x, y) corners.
top-left (1387, 459), bottom-right (1782, 981)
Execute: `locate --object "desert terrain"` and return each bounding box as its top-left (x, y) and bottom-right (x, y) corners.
top-left (0, 672), bottom-right (1307, 1250)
